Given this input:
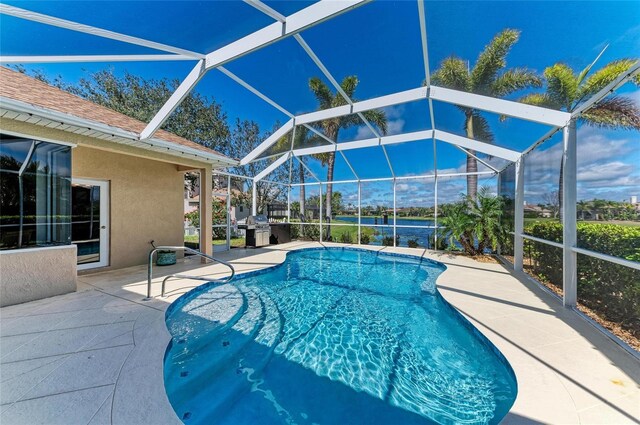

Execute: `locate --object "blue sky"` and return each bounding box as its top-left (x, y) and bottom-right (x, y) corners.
top-left (1, 0), bottom-right (639, 205)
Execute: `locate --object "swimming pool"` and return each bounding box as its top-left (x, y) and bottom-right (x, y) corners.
top-left (164, 248), bottom-right (517, 425)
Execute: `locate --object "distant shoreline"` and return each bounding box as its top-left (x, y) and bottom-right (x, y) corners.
top-left (335, 215), bottom-right (435, 221)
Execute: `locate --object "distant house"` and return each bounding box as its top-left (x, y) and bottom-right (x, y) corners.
top-left (524, 205), bottom-right (553, 218)
top-left (184, 190), bottom-right (250, 224)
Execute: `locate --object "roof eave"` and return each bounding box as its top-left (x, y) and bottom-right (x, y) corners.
top-left (0, 96), bottom-right (238, 167)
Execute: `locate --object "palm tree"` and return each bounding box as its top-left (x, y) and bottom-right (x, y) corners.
top-left (431, 29), bottom-right (542, 199)
top-left (439, 186), bottom-right (507, 255)
top-left (518, 51), bottom-right (640, 216)
top-left (291, 126), bottom-right (309, 218)
top-left (308, 76), bottom-right (388, 230)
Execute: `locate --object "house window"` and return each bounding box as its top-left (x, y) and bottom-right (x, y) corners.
top-left (239, 205), bottom-right (243, 212)
top-left (0, 134), bottom-right (72, 250)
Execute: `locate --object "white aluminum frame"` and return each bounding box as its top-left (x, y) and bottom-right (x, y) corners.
top-left (5, 0), bottom-right (639, 330)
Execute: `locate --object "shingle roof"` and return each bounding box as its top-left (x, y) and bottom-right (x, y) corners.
top-left (0, 66), bottom-right (228, 158)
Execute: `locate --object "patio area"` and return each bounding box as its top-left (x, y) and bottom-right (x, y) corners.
top-left (0, 242), bottom-right (638, 425)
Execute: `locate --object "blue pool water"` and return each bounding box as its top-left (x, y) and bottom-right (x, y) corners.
top-left (164, 248), bottom-right (517, 425)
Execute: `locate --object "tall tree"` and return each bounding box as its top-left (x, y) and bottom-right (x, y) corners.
top-left (431, 29), bottom-right (541, 199)
top-left (517, 52), bottom-right (640, 215)
top-left (227, 119), bottom-right (288, 213)
top-left (308, 76), bottom-right (388, 225)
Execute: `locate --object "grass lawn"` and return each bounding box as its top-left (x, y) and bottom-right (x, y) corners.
top-left (329, 220), bottom-right (374, 241)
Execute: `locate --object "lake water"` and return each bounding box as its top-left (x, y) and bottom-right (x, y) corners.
top-left (333, 216), bottom-right (438, 248)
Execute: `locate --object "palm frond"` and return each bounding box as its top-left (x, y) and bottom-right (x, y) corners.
top-left (340, 75), bottom-right (359, 100)
top-left (577, 59), bottom-right (639, 103)
top-left (431, 56), bottom-right (471, 91)
top-left (581, 96), bottom-right (640, 130)
top-left (516, 92), bottom-right (561, 109)
top-left (361, 109), bottom-right (388, 135)
top-left (544, 63), bottom-right (578, 109)
top-left (491, 68), bottom-right (542, 97)
top-left (469, 112), bottom-right (494, 143)
top-left (309, 77), bottom-right (334, 110)
top-left (470, 28), bottom-right (520, 94)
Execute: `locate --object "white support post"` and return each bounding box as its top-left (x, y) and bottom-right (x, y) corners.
top-left (226, 175), bottom-right (231, 250)
top-left (563, 120), bottom-right (578, 307)
top-left (252, 180), bottom-right (258, 216)
top-left (393, 179), bottom-right (397, 247)
top-left (287, 185), bottom-right (291, 223)
top-left (319, 183), bottom-right (323, 243)
top-left (496, 172), bottom-right (502, 256)
top-left (514, 156), bottom-right (525, 271)
top-left (433, 177), bottom-right (438, 251)
top-left (357, 181), bottom-right (362, 245)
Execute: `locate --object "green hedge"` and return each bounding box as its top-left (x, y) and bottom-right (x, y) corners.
top-left (524, 221), bottom-right (640, 336)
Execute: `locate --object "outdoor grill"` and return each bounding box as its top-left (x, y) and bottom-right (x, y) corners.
top-left (243, 215), bottom-right (271, 248)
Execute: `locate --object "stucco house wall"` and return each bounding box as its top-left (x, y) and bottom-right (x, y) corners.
top-left (72, 146), bottom-right (185, 269)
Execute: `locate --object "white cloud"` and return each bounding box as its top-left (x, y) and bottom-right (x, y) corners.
top-left (523, 128), bottom-right (639, 203)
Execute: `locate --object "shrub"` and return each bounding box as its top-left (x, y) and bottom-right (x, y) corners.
top-left (428, 231), bottom-right (448, 251)
top-left (302, 224), bottom-right (320, 241)
top-left (289, 223), bottom-right (300, 240)
top-left (524, 221), bottom-right (640, 337)
top-left (407, 238), bottom-right (419, 248)
top-left (360, 233), bottom-right (371, 245)
top-left (184, 199), bottom-right (227, 239)
top-left (339, 232), bottom-right (354, 244)
top-left (382, 235), bottom-right (400, 246)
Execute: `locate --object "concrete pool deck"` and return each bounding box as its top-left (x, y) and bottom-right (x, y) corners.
top-left (1, 241), bottom-right (638, 424)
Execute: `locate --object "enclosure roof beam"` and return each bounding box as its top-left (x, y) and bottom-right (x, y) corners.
top-left (205, 0), bottom-right (369, 69)
top-left (293, 33), bottom-right (394, 177)
top-left (292, 154), bottom-right (321, 183)
top-left (0, 4), bottom-right (205, 59)
top-left (0, 54), bottom-right (196, 64)
top-left (429, 85), bottom-right (571, 127)
top-left (241, 119), bottom-right (295, 165)
top-left (217, 66), bottom-right (294, 118)
top-left (289, 171), bottom-right (493, 187)
top-left (296, 87), bottom-right (427, 126)
top-left (142, 0), bottom-right (367, 142)
top-left (254, 152), bottom-right (290, 182)
top-left (243, 0), bottom-right (286, 22)
top-left (434, 130), bottom-right (520, 162)
top-left (417, 0), bottom-right (431, 87)
top-left (455, 146), bottom-right (500, 173)
top-left (140, 60), bottom-right (206, 140)
top-left (292, 130), bottom-right (434, 157)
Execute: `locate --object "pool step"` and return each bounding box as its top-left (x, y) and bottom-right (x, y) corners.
top-left (166, 284), bottom-right (268, 413)
top-left (165, 284), bottom-right (247, 363)
top-left (174, 287), bottom-right (284, 425)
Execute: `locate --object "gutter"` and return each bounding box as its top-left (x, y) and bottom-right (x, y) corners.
top-left (0, 96), bottom-right (238, 166)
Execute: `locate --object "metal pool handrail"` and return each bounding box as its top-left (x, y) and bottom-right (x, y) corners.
top-left (145, 246), bottom-right (235, 300)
